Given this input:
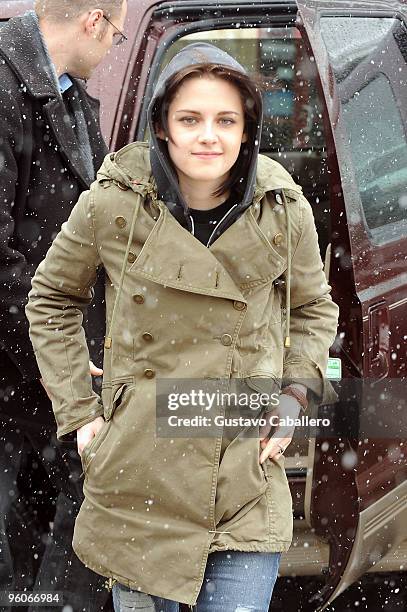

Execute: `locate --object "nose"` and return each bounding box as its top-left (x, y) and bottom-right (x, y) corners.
top-left (198, 121), bottom-right (218, 144)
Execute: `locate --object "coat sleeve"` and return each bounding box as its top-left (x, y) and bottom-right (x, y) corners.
top-left (282, 194), bottom-right (339, 403)
top-left (0, 86), bottom-right (41, 380)
top-left (25, 188), bottom-right (104, 440)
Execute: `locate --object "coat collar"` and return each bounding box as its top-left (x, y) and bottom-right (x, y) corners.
top-left (0, 13), bottom-right (60, 99)
top-left (129, 196), bottom-right (286, 301)
top-left (43, 91), bottom-right (106, 189)
top-left (131, 204), bottom-right (245, 301)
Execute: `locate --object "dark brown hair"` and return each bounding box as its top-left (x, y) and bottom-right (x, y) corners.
top-left (152, 63), bottom-right (262, 199)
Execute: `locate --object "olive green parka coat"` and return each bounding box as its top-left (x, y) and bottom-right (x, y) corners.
top-left (26, 139), bottom-right (338, 605)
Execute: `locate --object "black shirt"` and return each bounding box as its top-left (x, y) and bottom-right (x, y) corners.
top-left (188, 192), bottom-right (236, 247)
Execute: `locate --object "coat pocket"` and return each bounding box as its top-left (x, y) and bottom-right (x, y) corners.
top-left (217, 482), bottom-right (268, 533)
top-left (81, 379), bottom-right (134, 476)
top-left (101, 378), bottom-right (135, 421)
top-left (80, 418), bottom-right (111, 476)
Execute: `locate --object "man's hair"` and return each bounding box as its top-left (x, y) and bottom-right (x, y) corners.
top-left (34, 0), bottom-right (123, 21)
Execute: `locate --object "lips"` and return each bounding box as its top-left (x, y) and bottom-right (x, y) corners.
top-left (192, 152), bottom-right (222, 158)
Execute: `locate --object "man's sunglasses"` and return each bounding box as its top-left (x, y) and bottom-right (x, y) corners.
top-left (103, 15), bottom-right (127, 46)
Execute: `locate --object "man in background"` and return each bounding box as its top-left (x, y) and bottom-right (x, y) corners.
top-left (0, 1), bottom-right (127, 609)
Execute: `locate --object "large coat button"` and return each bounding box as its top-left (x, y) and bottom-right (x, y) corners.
top-left (220, 334), bottom-right (233, 346)
top-left (115, 216), bottom-right (127, 229)
top-left (128, 252), bottom-right (137, 264)
top-left (233, 301), bottom-right (246, 311)
top-left (275, 193), bottom-right (283, 205)
top-left (273, 233), bottom-right (283, 246)
top-left (144, 369), bottom-right (155, 379)
top-left (133, 294), bottom-right (145, 304)
top-left (142, 333), bottom-right (154, 342)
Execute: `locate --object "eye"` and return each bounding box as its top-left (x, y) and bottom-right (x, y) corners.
top-left (180, 117), bottom-right (198, 125)
top-left (220, 118), bottom-right (236, 126)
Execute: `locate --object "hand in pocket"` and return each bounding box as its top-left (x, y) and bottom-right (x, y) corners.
top-left (77, 416), bottom-right (105, 457)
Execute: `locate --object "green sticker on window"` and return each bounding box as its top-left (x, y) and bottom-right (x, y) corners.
top-left (326, 357), bottom-right (342, 380)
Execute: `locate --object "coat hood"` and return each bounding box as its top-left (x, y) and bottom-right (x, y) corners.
top-left (146, 42), bottom-right (264, 244)
top-left (97, 141), bottom-right (302, 199)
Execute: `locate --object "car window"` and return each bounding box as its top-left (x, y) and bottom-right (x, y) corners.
top-left (342, 74), bottom-right (407, 231)
top-left (320, 17), bottom-right (407, 242)
top-left (144, 27), bottom-right (326, 153)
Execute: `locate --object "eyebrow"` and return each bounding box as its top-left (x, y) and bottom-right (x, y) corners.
top-left (174, 110), bottom-right (241, 115)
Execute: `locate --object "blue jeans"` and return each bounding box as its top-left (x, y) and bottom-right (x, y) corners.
top-left (112, 550), bottom-right (281, 611)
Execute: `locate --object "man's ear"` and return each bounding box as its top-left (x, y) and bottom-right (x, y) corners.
top-left (83, 8), bottom-right (104, 36)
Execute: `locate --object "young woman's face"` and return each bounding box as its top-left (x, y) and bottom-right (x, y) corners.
top-left (158, 75), bottom-right (247, 187)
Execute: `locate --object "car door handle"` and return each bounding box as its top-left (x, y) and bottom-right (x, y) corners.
top-left (368, 301), bottom-right (390, 379)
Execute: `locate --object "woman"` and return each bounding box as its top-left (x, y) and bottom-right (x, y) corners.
top-left (26, 43), bottom-right (339, 611)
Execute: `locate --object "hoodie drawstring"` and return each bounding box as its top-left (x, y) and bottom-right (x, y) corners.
top-left (280, 189), bottom-right (292, 348)
top-left (189, 203), bottom-right (239, 248)
top-left (206, 203), bottom-right (238, 248)
top-left (104, 198), bottom-right (141, 350)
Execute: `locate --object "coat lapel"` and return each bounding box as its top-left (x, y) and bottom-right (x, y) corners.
top-left (131, 206), bottom-right (244, 301)
top-left (76, 82), bottom-right (108, 174)
top-left (43, 83), bottom-right (105, 189)
top-left (130, 199), bottom-right (286, 300)
top-left (209, 204), bottom-right (286, 290)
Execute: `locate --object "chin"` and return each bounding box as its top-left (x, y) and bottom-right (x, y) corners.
top-left (70, 67), bottom-right (92, 80)
top-left (189, 174), bottom-right (224, 184)
top-left (187, 167), bottom-right (228, 181)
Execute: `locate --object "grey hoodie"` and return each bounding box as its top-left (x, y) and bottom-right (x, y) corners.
top-left (147, 42), bottom-right (263, 246)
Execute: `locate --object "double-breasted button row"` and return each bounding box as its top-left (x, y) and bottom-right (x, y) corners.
top-left (139, 327), bottom-right (154, 377)
top-left (115, 216), bottom-right (127, 229)
top-left (115, 217), bottom-right (137, 262)
top-left (220, 334), bottom-right (233, 346)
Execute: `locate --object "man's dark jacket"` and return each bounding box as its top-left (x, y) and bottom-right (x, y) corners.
top-left (0, 14), bottom-right (107, 426)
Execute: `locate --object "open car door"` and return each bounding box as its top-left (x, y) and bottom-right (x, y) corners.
top-left (296, 0), bottom-right (407, 610)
